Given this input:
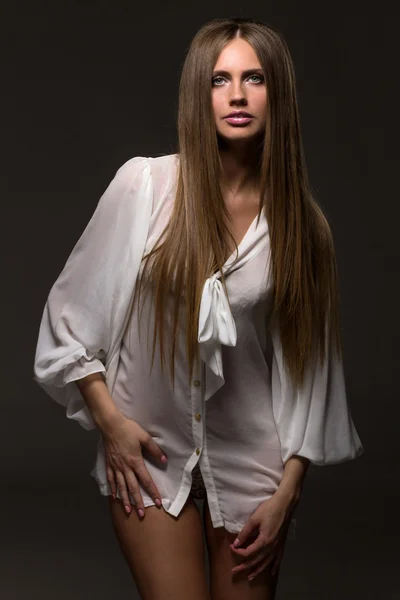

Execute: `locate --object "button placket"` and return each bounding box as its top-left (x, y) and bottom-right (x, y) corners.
top-left (191, 360), bottom-right (204, 458)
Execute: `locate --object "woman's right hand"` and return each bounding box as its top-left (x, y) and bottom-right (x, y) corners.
top-left (101, 413), bottom-right (167, 517)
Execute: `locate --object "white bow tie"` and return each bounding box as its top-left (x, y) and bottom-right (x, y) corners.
top-left (198, 273), bottom-right (237, 382)
top-left (197, 210), bottom-right (269, 401)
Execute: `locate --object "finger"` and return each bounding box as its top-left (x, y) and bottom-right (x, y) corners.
top-left (117, 469), bottom-right (147, 518)
top-left (230, 535), bottom-right (266, 559)
top-left (232, 520), bottom-right (257, 548)
top-left (140, 433), bottom-right (168, 465)
top-left (231, 551), bottom-right (268, 576)
top-left (131, 458), bottom-right (163, 507)
top-left (105, 459), bottom-right (117, 498)
top-left (247, 553), bottom-right (275, 581)
top-left (122, 468), bottom-right (155, 517)
top-left (114, 470), bottom-right (138, 515)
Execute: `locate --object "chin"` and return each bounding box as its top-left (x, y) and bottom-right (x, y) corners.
top-left (217, 128), bottom-right (264, 142)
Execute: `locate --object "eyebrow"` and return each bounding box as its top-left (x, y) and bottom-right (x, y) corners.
top-left (212, 68), bottom-right (264, 78)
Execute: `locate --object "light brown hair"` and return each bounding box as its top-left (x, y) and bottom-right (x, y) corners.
top-left (132, 16), bottom-right (343, 391)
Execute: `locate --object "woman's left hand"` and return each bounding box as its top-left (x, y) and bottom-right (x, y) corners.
top-left (230, 493), bottom-right (296, 581)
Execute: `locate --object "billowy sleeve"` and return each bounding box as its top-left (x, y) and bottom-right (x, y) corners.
top-left (33, 156), bottom-right (151, 430)
top-left (270, 314), bottom-right (364, 467)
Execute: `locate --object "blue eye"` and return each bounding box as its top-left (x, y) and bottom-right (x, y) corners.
top-left (249, 74), bottom-right (263, 83)
top-left (211, 74), bottom-right (264, 86)
top-left (212, 76), bottom-right (224, 86)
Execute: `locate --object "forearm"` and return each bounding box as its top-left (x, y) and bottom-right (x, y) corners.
top-left (75, 372), bottom-right (124, 433)
top-left (274, 455), bottom-right (310, 512)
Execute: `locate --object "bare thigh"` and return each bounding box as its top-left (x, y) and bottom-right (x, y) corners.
top-left (203, 498), bottom-right (282, 600)
top-left (108, 495), bottom-right (211, 600)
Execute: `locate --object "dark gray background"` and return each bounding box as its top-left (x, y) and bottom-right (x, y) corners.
top-left (2, 1), bottom-right (397, 598)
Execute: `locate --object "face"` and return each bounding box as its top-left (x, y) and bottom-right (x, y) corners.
top-left (211, 38), bottom-right (267, 144)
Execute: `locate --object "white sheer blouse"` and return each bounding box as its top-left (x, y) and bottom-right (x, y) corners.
top-left (33, 153), bottom-right (364, 535)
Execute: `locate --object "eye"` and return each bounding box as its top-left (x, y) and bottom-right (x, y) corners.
top-left (248, 74), bottom-right (263, 83)
top-left (211, 74), bottom-right (264, 86)
top-left (212, 76), bottom-right (224, 86)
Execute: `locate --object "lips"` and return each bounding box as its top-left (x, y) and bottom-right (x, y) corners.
top-left (224, 113), bottom-right (254, 126)
top-left (225, 111), bottom-right (253, 118)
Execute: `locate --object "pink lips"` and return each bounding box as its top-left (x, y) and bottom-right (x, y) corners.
top-left (224, 116), bottom-right (253, 125)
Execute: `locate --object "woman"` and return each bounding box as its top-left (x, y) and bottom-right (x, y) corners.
top-left (33, 17), bottom-right (364, 600)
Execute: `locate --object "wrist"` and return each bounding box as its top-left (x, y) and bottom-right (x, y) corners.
top-left (75, 373), bottom-right (126, 434)
top-left (95, 408), bottom-right (126, 435)
top-left (274, 455), bottom-right (309, 514)
top-left (274, 484), bottom-right (301, 514)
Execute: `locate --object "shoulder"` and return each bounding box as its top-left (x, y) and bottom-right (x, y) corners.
top-left (111, 154), bottom-right (179, 220)
top-left (116, 153), bottom-right (178, 187)
top-left (95, 157), bottom-right (152, 218)
top-left (148, 154), bottom-right (179, 210)
top-left (148, 153), bottom-right (179, 185)
top-left (114, 155), bottom-right (150, 190)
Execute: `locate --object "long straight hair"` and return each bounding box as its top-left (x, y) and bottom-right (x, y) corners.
top-left (132, 17), bottom-right (343, 391)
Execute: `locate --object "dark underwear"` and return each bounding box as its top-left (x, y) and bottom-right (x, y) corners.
top-left (190, 462), bottom-right (207, 500)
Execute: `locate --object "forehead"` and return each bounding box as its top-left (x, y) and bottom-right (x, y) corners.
top-left (213, 38), bottom-right (260, 70)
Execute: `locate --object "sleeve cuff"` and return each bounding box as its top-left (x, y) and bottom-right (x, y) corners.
top-left (63, 355), bottom-right (106, 386)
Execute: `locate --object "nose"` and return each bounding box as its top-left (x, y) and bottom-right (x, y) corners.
top-left (228, 79), bottom-right (247, 104)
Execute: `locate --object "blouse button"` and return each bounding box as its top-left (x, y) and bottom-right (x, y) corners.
top-left (196, 448), bottom-right (201, 455)
top-left (194, 413), bottom-right (201, 421)
top-left (193, 379), bottom-right (201, 387)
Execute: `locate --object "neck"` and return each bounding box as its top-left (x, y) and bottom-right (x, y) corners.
top-left (218, 138), bottom-right (262, 197)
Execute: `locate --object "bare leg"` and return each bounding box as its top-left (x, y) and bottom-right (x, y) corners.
top-left (203, 497), bottom-right (282, 600)
top-left (108, 494), bottom-right (211, 600)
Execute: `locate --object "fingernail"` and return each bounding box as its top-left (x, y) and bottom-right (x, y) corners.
top-left (111, 492), bottom-right (116, 500)
top-left (125, 505), bottom-right (131, 514)
top-left (233, 538), bottom-right (240, 547)
top-left (155, 498), bottom-right (162, 507)
top-left (161, 455), bottom-right (167, 463)
top-left (138, 508), bottom-right (145, 518)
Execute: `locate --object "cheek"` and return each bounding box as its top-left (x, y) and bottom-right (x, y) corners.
top-left (262, 91), bottom-right (268, 110)
top-left (254, 90), bottom-right (267, 110)
top-left (212, 96), bottom-right (221, 117)
top-left (211, 92), bottom-right (224, 116)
